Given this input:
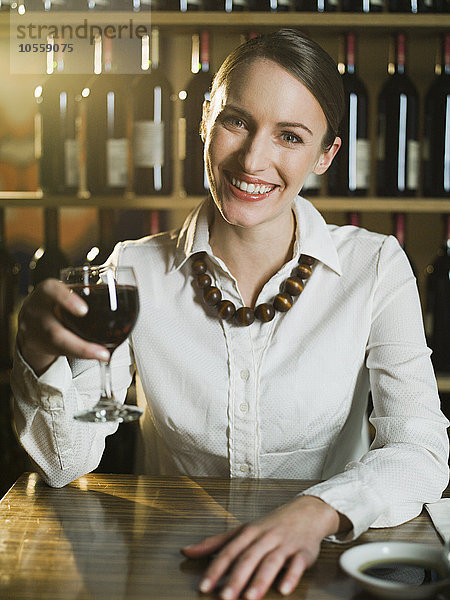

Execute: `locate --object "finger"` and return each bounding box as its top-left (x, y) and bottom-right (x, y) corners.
top-left (181, 524), bottom-right (244, 557)
top-left (240, 549), bottom-right (286, 600)
top-left (219, 537), bottom-right (283, 600)
top-left (40, 278), bottom-right (88, 315)
top-left (278, 553), bottom-right (307, 596)
top-left (197, 526), bottom-right (260, 594)
top-left (47, 322), bottom-right (110, 362)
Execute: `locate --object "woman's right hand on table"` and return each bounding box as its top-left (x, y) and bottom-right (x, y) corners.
top-left (17, 278), bottom-right (110, 377)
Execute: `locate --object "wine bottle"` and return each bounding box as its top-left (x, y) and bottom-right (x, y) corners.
top-left (29, 208), bottom-right (69, 289)
top-left (423, 35), bottom-right (450, 198)
top-left (376, 33), bottom-right (420, 197)
top-left (341, 0), bottom-right (383, 10)
top-left (392, 212), bottom-right (416, 275)
top-left (84, 37), bottom-right (132, 196)
top-left (34, 45), bottom-right (85, 195)
top-left (295, 0), bottom-right (338, 11)
top-left (85, 209), bottom-right (117, 266)
top-left (328, 33), bottom-right (370, 197)
top-left (347, 212), bottom-right (360, 226)
top-left (178, 0), bottom-right (204, 10)
top-left (183, 31), bottom-right (212, 196)
top-left (388, 0), bottom-right (431, 11)
top-left (425, 214), bottom-right (450, 373)
top-left (251, 0), bottom-right (292, 9)
top-left (0, 209), bottom-right (20, 369)
top-left (132, 29), bottom-right (173, 196)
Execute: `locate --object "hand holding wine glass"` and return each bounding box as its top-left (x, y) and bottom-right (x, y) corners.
top-left (59, 265), bottom-right (142, 423)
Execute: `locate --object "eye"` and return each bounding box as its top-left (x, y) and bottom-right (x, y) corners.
top-left (223, 115), bottom-right (246, 129)
top-left (282, 132), bottom-right (303, 145)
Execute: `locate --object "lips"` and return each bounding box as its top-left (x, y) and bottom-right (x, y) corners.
top-left (225, 172), bottom-right (279, 202)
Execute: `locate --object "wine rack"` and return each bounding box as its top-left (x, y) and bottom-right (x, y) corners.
top-left (0, 10), bottom-right (449, 390)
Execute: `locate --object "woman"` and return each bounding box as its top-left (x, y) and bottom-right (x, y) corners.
top-left (12, 29), bottom-right (448, 600)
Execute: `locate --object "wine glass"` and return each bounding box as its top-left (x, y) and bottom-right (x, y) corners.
top-left (59, 264), bottom-right (142, 423)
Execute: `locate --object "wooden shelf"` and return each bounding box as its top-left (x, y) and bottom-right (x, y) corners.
top-left (1, 192), bottom-right (449, 213)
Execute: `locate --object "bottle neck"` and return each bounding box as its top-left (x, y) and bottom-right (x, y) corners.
top-left (200, 31), bottom-right (210, 73)
top-left (346, 33), bottom-right (356, 75)
top-left (395, 33), bottom-right (406, 75)
top-left (44, 208), bottom-right (60, 248)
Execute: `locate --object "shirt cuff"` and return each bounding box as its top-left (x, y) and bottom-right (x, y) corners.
top-left (297, 463), bottom-right (387, 543)
top-left (12, 344), bottom-right (73, 411)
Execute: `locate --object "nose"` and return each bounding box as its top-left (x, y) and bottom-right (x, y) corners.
top-left (237, 130), bottom-right (271, 174)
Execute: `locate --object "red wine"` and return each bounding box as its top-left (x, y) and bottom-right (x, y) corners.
top-left (132, 29), bottom-right (173, 196)
top-left (377, 34), bottom-right (420, 197)
top-left (0, 209), bottom-right (20, 369)
top-left (183, 31), bottom-right (212, 196)
top-left (35, 71), bottom-right (85, 195)
top-left (84, 37), bottom-right (132, 196)
top-left (423, 35), bottom-right (450, 198)
top-left (328, 33), bottom-right (370, 197)
top-left (61, 284), bottom-right (139, 352)
top-left (425, 215), bottom-right (450, 373)
top-left (29, 208), bottom-right (69, 290)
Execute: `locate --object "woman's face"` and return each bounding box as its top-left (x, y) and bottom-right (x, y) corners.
top-left (203, 58), bottom-right (340, 230)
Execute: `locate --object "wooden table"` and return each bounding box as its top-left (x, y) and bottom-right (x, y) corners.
top-left (0, 473), bottom-right (446, 599)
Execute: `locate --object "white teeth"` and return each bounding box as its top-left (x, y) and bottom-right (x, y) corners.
top-left (230, 176), bottom-right (275, 194)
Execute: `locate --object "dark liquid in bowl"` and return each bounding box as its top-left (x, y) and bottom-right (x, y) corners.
top-left (61, 284), bottom-right (139, 351)
top-left (360, 560), bottom-right (445, 586)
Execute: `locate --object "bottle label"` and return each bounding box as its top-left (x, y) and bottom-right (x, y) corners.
top-left (407, 139), bottom-right (420, 190)
top-left (64, 139), bottom-right (79, 189)
top-left (133, 121), bottom-right (165, 168)
top-left (356, 139), bottom-right (370, 189)
top-left (106, 138), bottom-right (128, 188)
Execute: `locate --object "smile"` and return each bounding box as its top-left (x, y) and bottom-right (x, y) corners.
top-left (230, 176), bottom-right (276, 195)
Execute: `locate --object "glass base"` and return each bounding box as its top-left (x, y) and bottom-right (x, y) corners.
top-left (74, 401), bottom-right (143, 423)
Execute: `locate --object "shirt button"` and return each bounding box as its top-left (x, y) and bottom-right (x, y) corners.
top-left (239, 464), bottom-right (250, 474)
top-left (240, 369), bottom-right (250, 381)
top-left (239, 402), bottom-right (249, 413)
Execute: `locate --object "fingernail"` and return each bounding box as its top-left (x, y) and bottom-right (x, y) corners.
top-left (280, 582), bottom-right (292, 595)
top-left (245, 588), bottom-right (258, 600)
top-left (96, 349), bottom-right (110, 361)
top-left (199, 578), bottom-right (211, 593)
top-left (76, 303), bottom-right (88, 315)
top-left (221, 587), bottom-right (234, 600)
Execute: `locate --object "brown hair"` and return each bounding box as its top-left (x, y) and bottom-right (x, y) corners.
top-left (203, 28), bottom-right (344, 152)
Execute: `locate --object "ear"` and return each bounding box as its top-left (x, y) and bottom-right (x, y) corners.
top-left (312, 137), bottom-right (341, 175)
top-left (200, 99), bottom-right (211, 143)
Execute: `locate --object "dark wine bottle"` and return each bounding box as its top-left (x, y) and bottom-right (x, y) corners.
top-left (392, 212), bottom-right (416, 275)
top-left (348, 212), bottom-right (360, 226)
top-left (35, 48), bottom-right (85, 195)
top-left (29, 208), bottom-right (69, 289)
top-left (84, 36), bottom-right (132, 196)
top-left (85, 209), bottom-right (117, 266)
top-left (251, 0), bottom-right (292, 9)
top-left (178, 0), bottom-right (204, 9)
top-left (423, 35), bottom-right (450, 198)
top-left (0, 209), bottom-right (20, 369)
top-left (388, 0), bottom-right (432, 11)
top-left (376, 33), bottom-right (420, 197)
top-left (132, 28), bottom-right (173, 196)
top-left (425, 214), bottom-right (450, 373)
top-left (183, 31), bottom-right (212, 196)
top-left (328, 33), bottom-right (370, 197)
top-left (295, 0), bottom-right (338, 11)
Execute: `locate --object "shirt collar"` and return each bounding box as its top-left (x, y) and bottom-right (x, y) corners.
top-left (170, 195), bottom-right (342, 277)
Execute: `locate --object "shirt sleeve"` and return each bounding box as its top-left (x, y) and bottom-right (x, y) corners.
top-left (300, 235), bottom-right (449, 542)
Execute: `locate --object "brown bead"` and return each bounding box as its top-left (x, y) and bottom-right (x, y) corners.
top-left (235, 307), bottom-right (255, 326)
top-left (255, 303), bottom-right (275, 322)
top-left (192, 258), bottom-right (207, 275)
top-left (217, 300), bottom-right (236, 320)
top-left (295, 264), bottom-right (312, 280)
top-left (284, 277), bottom-right (304, 297)
top-left (299, 254), bottom-right (315, 266)
top-left (203, 286), bottom-right (222, 306)
top-left (197, 274), bottom-right (212, 289)
top-left (273, 292), bottom-right (293, 312)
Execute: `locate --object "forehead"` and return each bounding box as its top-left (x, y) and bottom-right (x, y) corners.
top-left (219, 58), bottom-right (327, 130)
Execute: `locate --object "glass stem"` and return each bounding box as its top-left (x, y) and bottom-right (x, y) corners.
top-left (99, 360), bottom-right (114, 402)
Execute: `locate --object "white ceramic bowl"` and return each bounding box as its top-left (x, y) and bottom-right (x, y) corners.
top-left (339, 542), bottom-right (450, 599)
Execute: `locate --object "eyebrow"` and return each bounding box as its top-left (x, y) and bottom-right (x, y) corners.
top-left (222, 104), bottom-right (314, 137)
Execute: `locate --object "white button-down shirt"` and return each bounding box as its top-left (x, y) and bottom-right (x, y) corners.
top-left (11, 196), bottom-right (449, 541)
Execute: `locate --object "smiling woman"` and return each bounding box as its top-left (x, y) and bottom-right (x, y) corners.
top-left (11, 28), bottom-right (449, 600)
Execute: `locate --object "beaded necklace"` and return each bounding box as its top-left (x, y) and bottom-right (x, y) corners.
top-left (191, 253), bottom-right (316, 326)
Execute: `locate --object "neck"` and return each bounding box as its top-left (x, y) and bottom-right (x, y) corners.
top-left (209, 204), bottom-right (297, 307)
